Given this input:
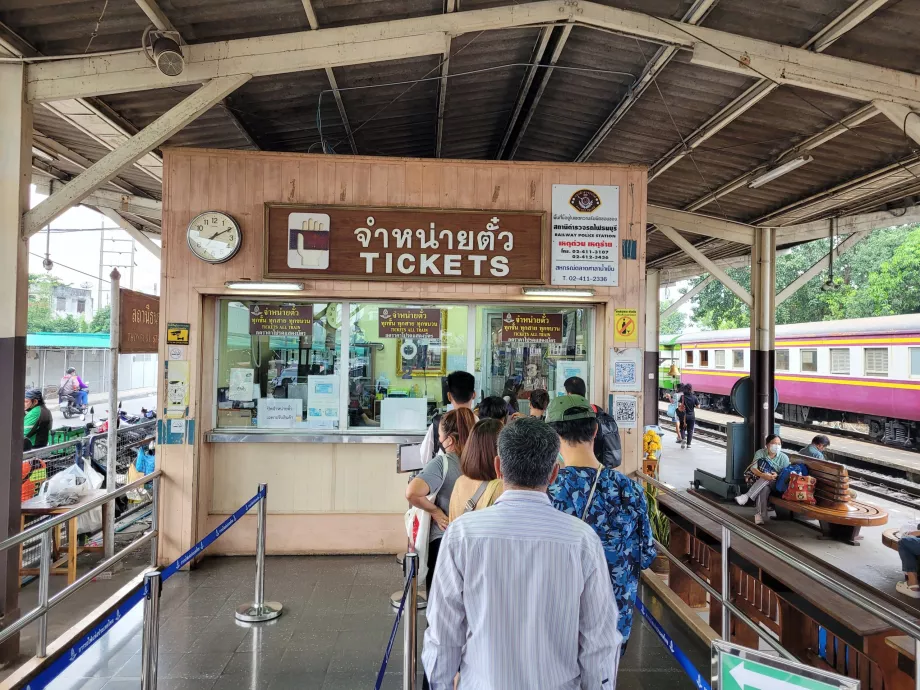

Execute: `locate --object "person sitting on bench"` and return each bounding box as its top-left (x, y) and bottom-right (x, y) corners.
top-left (801, 435), bottom-right (830, 461)
top-left (897, 522), bottom-right (920, 598)
top-left (735, 434), bottom-right (791, 525)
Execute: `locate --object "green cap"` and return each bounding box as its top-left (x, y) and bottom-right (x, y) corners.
top-left (545, 395), bottom-right (596, 423)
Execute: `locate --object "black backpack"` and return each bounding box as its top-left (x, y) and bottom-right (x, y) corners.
top-left (591, 404), bottom-right (622, 468)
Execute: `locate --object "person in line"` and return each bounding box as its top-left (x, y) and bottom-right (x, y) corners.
top-left (735, 434), bottom-right (791, 525)
top-left (801, 435), bottom-right (830, 461)
top-left (407, 408), bottom-right (476, 592)
top-left (423, 417), bottom-right (621, 690)
top-left (681, 384), bottom-right (699, 448)
top-left (449, 418), bottom-right (504, 522)
top-left (896, 521), bottom-right (920, 598)
top-left (420, 371), bottom-right (476, 463)
top-left (24, 388), bottom-right (53, 451)
top-left (476, 395), bottom-right (510, 423)
top-left (547, 395), bottom-right (656, 654)
top-left (564, 376), bottom-right (621, 467)
top-left (528, 389), bottom-right (550, 419)
top-left (501, 377), bottom-right (523, 414)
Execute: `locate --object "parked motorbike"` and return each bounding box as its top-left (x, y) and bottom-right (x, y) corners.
top-left (59, 393), bottom-right (87, 420)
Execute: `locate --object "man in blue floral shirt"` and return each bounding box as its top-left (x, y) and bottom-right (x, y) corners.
top-left (547, 395), bottom-right (656, 648)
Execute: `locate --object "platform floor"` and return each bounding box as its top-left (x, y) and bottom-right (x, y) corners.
top-left (46, 556), bottom-right (700, 690)
top-left (657, 401), bottom-right (920, 475)
top-left (654, 424), bottom-right (920, 609)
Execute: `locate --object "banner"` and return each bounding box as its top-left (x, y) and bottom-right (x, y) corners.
top-left (551, 185), bottom-right (619, 287)
top-left (500, 313), bottom-right (563, 343)
top-left (379, 308), bottom-right (442, 338)
top-left (249, 304), bottom-right (313, 336)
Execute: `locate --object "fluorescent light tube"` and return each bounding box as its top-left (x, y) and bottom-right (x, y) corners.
top-left (748, 156), bottom-right (813, 189)
top-left (522, 287), bottom-right (596, 298)
top-left (225, 281), bottom-right (304, 291)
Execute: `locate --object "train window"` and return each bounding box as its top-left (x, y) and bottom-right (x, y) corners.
top-left (865, 348), bottom-right (889, 377)
top-left (686, 350), bottom-right (694, 366)
top-left (830, 348), bottom-right (850, 375)
top-left (801, 349), bottom-right (818, 372)
top-left (911, 348), bottom-right (920, 378)
top-left (732, 350), bottom-right (744, 368)
top-left (775, 349), bottom-right (789, 371)
top-left (700, 350), bottom-right (710, 367)
top-left (714, 350), bottom-right (726, 368)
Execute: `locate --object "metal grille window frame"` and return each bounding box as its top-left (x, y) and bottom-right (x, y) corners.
top-left (864, 347), bottom-right (889, 377)
top-left (714, 350), bottom-right (726, 369)
top-left (830, 348), bottom-right (850, 375)
top-left (732, 349), bottom-right (744, 368)
top-left (776, 349), bottom-right (790, 371)
top-left (700, 350), bottom-right (710, 367)
top-left (911, 347), bottom-right (920, 379)
top-left (801, 349), bottom-right (818, 373)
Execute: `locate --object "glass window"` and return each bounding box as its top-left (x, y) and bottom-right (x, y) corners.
top-left (801, 349), bottom-right (818, 373)
top-left (216, 299), bottom-right (341, 429)
top-left (76, 300), bottom-right (86, 314)
top-left (685, 350), bottom-right (694, 366)
top-left (830, 348), bottom-right (849, 375)
top-left (700, 350), bottom-right (709, 367)
top-left (714, 350), bottom-right (726, 368)
top-left (56, 297), bottom-right (66, 311)
top-left (732, 350), bottom-right (744, 368)
top-left (911, 347), bottom-right (920, 378)
top-left (865, 348), bottom-right (888, 377)
top-left (349, 303), bottom-right (468, 431)
top-left (776, 349), bottom-right (789, 371)
top-left (475, 306), bottom-right (593, 405)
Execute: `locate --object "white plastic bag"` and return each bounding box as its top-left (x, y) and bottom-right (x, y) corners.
top-left (403, 453), bottom-right (450, 585)
top-left (77, 462), bottom-right (104, 534)
top-left (39, 463), bottom-right (90, 508)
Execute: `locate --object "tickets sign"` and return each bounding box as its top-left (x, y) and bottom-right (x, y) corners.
top-left (378, 308), bottom-right (443, 338)
top-left (248, 304), bottom-right (313, 337)
top-left (500, 313), bottom-right (563, 344)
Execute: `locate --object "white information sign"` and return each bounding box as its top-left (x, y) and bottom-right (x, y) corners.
top-left (555, 361), bottom-right (589, 398)
top-left (610, 348), bottom-right (642, 392)
top-left (551, 184), bottom-right (619, 286)
top-left (257, 398), bottom-right (300, 429)
top-left (307, 375), bottom-right (340, 429)
top-left (228, 368), bottom-right (255, 401)
top-left (713, 640), bottom-right (858, 690)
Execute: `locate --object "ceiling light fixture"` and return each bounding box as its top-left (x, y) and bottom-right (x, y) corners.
top-left (225, 281), bottom-right (304, 292)
top-left (748, 156), bottom-right (813, 189)
top-left (522, 287), bottom-right (596, 298)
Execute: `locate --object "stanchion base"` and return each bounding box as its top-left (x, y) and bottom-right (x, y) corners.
top-left (391, 590), bottom-right (427, 610)
top-left (235, 602), bottom-right (283, 622)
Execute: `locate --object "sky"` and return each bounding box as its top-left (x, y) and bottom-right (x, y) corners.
top-left (29, 187), bottom-right (162, 310)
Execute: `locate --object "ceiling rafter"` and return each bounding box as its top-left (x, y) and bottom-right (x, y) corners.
top-left (647, 0), bottom-right (892, 182)
top-left (435, 0), bottom-right (457, 158)
top-left (574, 0), bottom-right (720, 163)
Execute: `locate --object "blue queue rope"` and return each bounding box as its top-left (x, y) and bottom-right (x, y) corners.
top-left (374, 558), bottom-right (416, 690)
top-left (24, 486), bottom-right (267, 690)
top-left (635, 596), bottom-right (711, 690)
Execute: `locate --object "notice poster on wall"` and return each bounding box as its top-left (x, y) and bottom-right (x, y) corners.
top-left (555, 361), bottom-right (589, 398)
top-left (307, 375), bottom-right (339, 429)
top-left (610, 348), bottom-right (642, 392)
top-left (500, 312), bottom-right (563, 343)
top-left (551, 184), bottom-right (619, 287)
top-left (612, 394), bottom-right (638, 429)
top-left (249, 304), bottom-right (313, 337)
top-left (614, 308), bottom-right (638, 343)
top-left (378, 308), bottom-right (443, 338)
top-left (229, 368), bottom-right (255, 401)
top-left (257, 398), bottom-right (300, 429)
top-left (165, 360), bottom-right (190, 419)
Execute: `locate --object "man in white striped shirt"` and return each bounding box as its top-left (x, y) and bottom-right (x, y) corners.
top-left (422, 416), bottom-right (621, 689)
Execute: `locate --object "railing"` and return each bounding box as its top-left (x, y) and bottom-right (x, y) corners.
top-left (0, 470), bottom-right (162, 658)
top-left (638, 470), bottom-right (920, 690)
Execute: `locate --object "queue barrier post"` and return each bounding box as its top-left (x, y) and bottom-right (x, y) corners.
top-left (403, 552), bottom-right (419, 690)
top-left (141, 569), bottom-right (162, 690)
top-left (236, 484), bottom-right (283, 622)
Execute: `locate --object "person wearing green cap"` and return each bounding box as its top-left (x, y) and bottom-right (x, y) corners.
top-left (546, 395), bottom-right (656, 652)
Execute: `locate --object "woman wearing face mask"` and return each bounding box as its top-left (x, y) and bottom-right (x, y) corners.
top-left (735, 434), bottom-right (790, 525)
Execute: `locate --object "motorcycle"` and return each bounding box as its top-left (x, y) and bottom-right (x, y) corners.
top-left (59, 392), bottom-right (87, 420)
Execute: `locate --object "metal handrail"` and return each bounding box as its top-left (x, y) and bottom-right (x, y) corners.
top-left (22, 437), bottom-right (85, 461)
top-left (1, 470), bottom-right (162, 552)
top-left (638, 470), bottom-right (920, 642)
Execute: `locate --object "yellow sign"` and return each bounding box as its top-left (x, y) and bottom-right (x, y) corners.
top-left (166, 322), bottom-right (190, 345)
top-left (614, 308), bottom-right (638, 342)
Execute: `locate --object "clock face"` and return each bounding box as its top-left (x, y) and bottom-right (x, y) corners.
top-left (187, 211), bottom-right (241, 264)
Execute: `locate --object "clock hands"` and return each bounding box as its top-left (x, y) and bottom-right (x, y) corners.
top-left (204, 228), bottom-right (232, 241)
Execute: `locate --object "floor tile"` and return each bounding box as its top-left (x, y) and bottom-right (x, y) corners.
top-left (165, 652), bottom-right (233, 679)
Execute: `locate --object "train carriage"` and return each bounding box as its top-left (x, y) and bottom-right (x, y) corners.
top-left (675, 315), bottom-right (920, 448)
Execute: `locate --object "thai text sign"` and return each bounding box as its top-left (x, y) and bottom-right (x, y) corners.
top-left (714, 641), bottom-right (858, 690)
top-left (379, 308), bottom-right (442, 338)
top-left (265, 205), bottom-right (545, 284)
top-left (119, 288), bottom-right (159, 354)
top-left (551, 184), bottom-right (619, 287)
top-left (249, 304), bottom-right (313, 337)
top-left (500, 313), bottom-right (563, 343)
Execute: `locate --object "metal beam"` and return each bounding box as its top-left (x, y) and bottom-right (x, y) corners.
top-left (648, 205), bottom-right (754, 244)
top-left (23, 75), bottom-right (249, 238)
top-left (496, 26), bottom-right (553, 160)
top-left (82, 188), bottom-right (162, 220)
top-left (685, 104), bottom-right (880, 212)
top-left (575, 0), bottom-right (719, 162)
top-left (660, 275), bottom-right (713, 320)
top-left (775, 229), bottom-right (870, 306)
top-left (775, 205), bottom-right (920, 243)
top-left (873, 100), bottom-right (920, 147)
top-left (435, 0), bottom-right (457, 158)
top-left (97, 208), bottom-right (161, 259)
top-left (648, 0), bottom-right (891, 181)
top-left (656, 225), bottom-right (753, 306)
top-left (134, 0), bottom-right (182, 39)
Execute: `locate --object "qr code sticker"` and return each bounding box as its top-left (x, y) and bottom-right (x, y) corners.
top-left (613, 396), bottom-right (637, 428)
top-left (613, 361), bottom-right (637, 385)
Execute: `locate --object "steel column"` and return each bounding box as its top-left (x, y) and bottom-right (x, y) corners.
top-left (105, 268), bottom-right (121, 560)
top-left (644, 269), bottom-right (660, 427)
top-left (750, 228), bottom-right (776, 454)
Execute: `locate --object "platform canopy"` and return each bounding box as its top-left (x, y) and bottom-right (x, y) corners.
top-left (5, 0), bottom-right (920, 271)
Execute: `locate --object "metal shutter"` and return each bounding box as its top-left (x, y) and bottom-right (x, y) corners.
top-left (865, 348), bottom-right (888, 376)
top-left (830, 349), bottom-right (849, 375)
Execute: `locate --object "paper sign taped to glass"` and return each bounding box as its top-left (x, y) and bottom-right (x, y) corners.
top-left (307, 375), bottom-right (339, 429)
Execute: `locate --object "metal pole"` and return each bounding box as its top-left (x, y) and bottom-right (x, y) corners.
top-left (915, 637), bottom-right (919, 690)
top-left (150, 476), bottom-right (159, 567)
top-left (105, 268), bottom-right (121, 560)
top-left (141, 569), bottom-right (161, 690)
top-left (403, 552), bottom-right (419, 690)
top-left (235, 484), bottom-right (282, 622)
top-left (721, 525), bottom-right (731, 641)
top-left (36, 531), bottom-right (51, 657)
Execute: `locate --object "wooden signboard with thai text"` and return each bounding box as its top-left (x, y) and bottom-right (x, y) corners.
top-left (500, 312), bottom-right (564, 343)
top-left (248, 304), bottom-right (314, 337)
top-left (119, 288), bottom-right (160, 354)
top-left (264, 204), bottom-right (546, 283)
top-left (378, 308), bottom-right (442, 338)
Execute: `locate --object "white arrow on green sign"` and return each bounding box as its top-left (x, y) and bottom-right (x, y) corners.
top-left (722, 656), bottom-right (841, 690)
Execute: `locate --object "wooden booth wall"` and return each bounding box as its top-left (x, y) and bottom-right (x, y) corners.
top-left (157, 148), bottom-right (648, 562)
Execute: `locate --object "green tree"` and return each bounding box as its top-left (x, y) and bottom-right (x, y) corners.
top-left (660, 298), bottom-right (687, 335)
top-left (88, 305), bottom-right (111, 333)
top-left (842, 226), bottom-right (920, 316)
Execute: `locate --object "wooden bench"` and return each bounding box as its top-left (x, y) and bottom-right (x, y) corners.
top-left (884, 527), bottom-right (901, 551)
top-left (769, 457), bottom-right (888, 545)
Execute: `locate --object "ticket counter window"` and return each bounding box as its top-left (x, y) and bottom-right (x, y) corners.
top-left (475, 306), bottom-right (593, 411)
top-left (348, 303), bottom-right (469, 431)
top-left (215, 300), bottom-right (342, 429)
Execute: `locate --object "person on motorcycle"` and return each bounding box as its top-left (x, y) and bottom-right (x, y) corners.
top-left (24, 388), bottom-right (52, 451)
top-left (59, 367), bottom-right (89, 408)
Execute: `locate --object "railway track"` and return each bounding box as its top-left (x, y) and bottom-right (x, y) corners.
top-left (658, 413), bottom-right (920, 511)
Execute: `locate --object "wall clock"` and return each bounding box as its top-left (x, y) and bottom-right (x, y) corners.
top-left (187, 211), bottom-right (241, 263)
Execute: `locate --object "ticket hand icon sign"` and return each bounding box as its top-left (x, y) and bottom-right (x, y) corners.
top-left (288, 213), bottom-right (331, 269)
